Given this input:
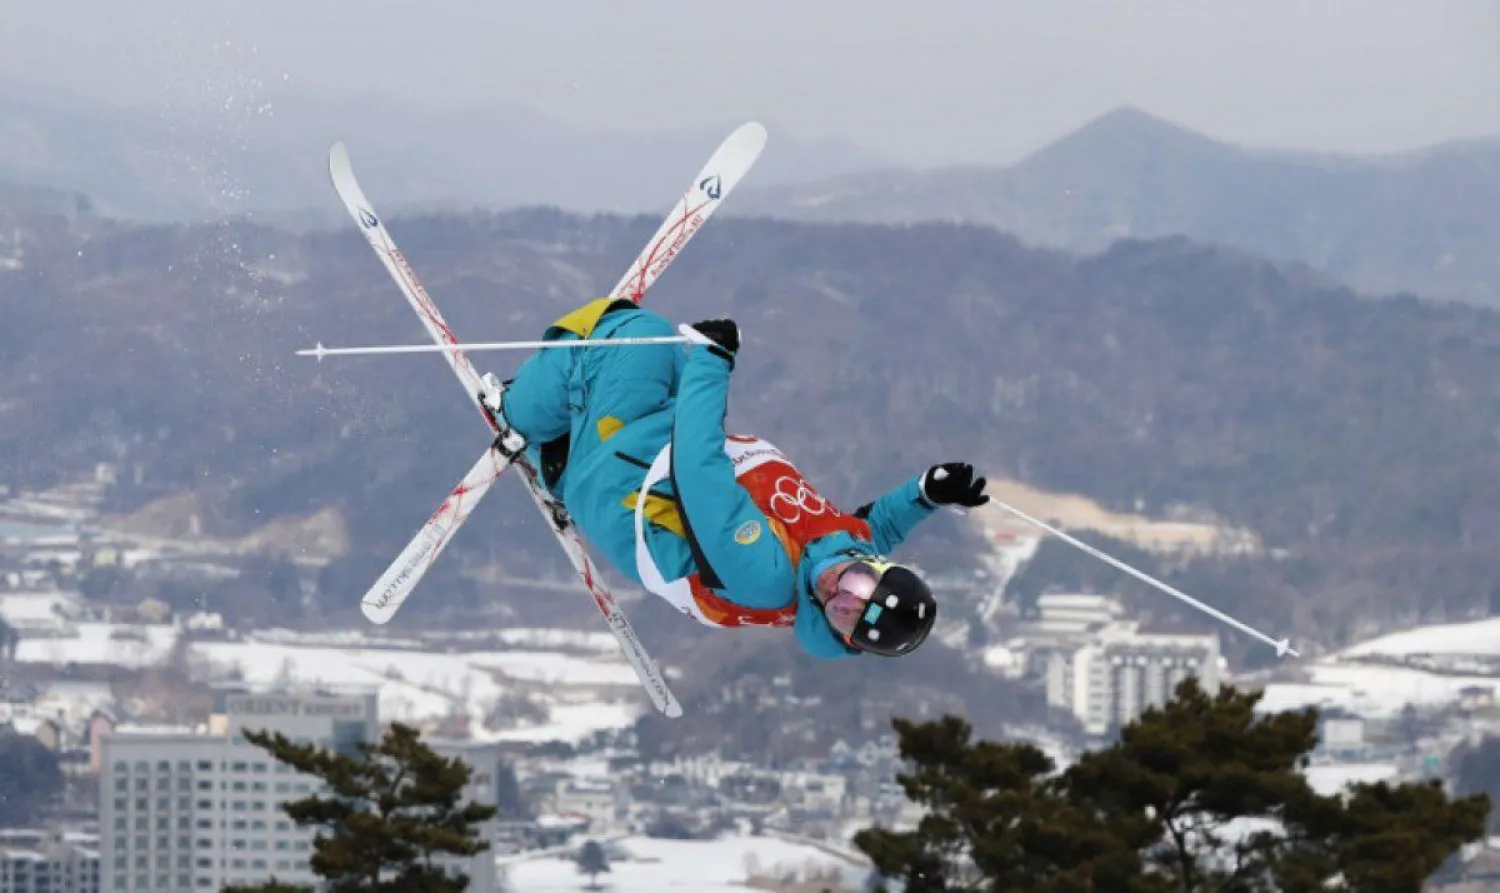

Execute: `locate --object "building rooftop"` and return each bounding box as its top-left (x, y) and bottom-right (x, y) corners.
top-left (1037, 593), bottom-right (1120, 607)
top-left (111, 723), bottom-right (205, 736)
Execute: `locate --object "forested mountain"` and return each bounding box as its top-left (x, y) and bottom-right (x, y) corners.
top-left (4, 199), bottom-right (1498, 668)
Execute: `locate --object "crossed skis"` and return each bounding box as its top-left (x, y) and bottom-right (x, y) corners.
top-left (326, 123), bottom-right (768, 718)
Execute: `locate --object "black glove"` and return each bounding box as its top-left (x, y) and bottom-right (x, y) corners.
top-left (921, 462), bottom-right (989, 508)
top-left (686, 318), bottom-right (740, 366)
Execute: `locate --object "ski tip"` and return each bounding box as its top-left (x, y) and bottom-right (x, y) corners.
top-left (732, 122), bottom-right (768, 153)
top-left (360, 602), bottom-right (395, 625)
top-left (328, 142), bottom-right (355, 184)
top-left (663, 700), bottom-right (684, 719)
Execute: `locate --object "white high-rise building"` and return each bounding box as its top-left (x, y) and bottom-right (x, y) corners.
top-left (1043, 619), bottom-right (1220, 736)
top-left (99, 685), bottom-right (499, 893)
top-left (0, 830), bottom-right (101, 893)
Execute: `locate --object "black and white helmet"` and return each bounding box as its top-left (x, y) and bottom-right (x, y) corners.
top-left (829, 559), bottom-right (937, 657)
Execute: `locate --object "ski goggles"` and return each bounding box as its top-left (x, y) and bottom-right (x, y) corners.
top-left (823, 560), bottom-right (894, 638)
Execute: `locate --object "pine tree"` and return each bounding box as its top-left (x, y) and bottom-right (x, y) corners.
top-left (856, 679), bottom-right (1489, 893)
top-left (0, 616), bottom-right (17, 661)
top-left (228, 722), bottom-right (497, 893)
top-left (1062, 679), bottom-right (1324, 889)
top-left (852, 715), bottom-right (1149, 893)
top-left (576, 839), bottom-right (611, 889)
top-left (0, 732), bottom-right (64, 826)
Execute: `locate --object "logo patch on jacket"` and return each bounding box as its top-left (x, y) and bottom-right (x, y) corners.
top-left (734, 520), bottom-right (762, 545)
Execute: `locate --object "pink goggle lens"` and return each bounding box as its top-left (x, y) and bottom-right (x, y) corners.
top-left (824, 563), bottom-right (882, 635)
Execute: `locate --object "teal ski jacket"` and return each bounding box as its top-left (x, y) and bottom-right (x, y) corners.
top-left (500, 301), bottom-right (939, 659)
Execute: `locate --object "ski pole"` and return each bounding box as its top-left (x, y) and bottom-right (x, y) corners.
top-left (978, 500), bottom-right (1298, 657)
top-left (296, 335), bottom-right (690, 361)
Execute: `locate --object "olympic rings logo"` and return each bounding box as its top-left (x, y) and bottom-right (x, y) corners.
top-left (768, 476), bottom-right (830, 523)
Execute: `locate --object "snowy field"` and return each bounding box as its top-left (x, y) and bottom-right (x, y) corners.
top-left (0, 590), bottom-right (85, 629)
top-left (502, 835), bottom-right (867, 893)
top-left (5, 618), bottom-right (647, 743)
top-left (1254, 614), bottom-right (1500, 719)
top-left (1339, 617), bottom-right (1500, 658)
top-left (1257, 663), bottom-right (1500, 719)
top-left (0, 518), bottom-right (80, 539)
top-left (1303, 762), bottom-right (1399, 796)
top-left (13, 621), bottom-right (179, 666)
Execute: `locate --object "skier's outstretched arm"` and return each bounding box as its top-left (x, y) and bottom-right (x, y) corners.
top-left (670, 320), bottom-right (796, 608)
top-left (860, 462), bottom-right (990, 553)
top-left (858, 477), bottom-right (939, 554)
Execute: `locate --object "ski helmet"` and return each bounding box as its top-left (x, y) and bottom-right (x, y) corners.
top-left (825, 559), bottom-right (936, 657)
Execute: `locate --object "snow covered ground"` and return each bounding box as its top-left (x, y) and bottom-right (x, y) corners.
top-left (0, 518), bottom-right (81, 539)
top-left (0, 590), bottom-right (85, 628)
top-left (1255, 614), bottom-right (1500, 719)
top-left (1303, 762), bottom-right (1399, 796)
top-left (190, 638), bottom-right (643, 737)
top-left (14, 621), bottom-right (178, 666)
top-left (7, 620), bottom-right (647, 743)
top-left (1257, 663), bottom-right (1500, 719)
top-left (502, 834), bottom-right (867, 893)
top-left (1340, 617), bottom-right (1500, 658)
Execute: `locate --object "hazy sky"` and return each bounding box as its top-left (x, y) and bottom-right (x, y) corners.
top-left (4, 0), bottom-right (1498, 167)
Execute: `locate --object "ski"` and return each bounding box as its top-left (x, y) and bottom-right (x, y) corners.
top-left (327, 123), bottom-right (767, 718)
top-left (331, 122), bottom-right (764, 621)
top-left (358, 448), bottom-right (510, 625)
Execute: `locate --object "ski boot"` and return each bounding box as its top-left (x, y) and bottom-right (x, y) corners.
top-left (480, 372), bottom-right (573, 531)
top-left (479, 372), bottom-right (527, 460)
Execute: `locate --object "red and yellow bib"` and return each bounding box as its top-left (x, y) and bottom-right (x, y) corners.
top-left (630, 436), bottom-right (870, 628)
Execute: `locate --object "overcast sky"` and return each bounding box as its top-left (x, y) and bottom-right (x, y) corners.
top-left (4, 0), bottom-right (1498, 167)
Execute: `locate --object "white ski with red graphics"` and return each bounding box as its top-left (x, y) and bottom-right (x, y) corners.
top-left (327, 123), bottom-right (767, 718)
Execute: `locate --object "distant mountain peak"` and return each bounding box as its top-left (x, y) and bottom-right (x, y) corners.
top-left (1015, 106), bottom-right (1228, 173)
top-left (1075, 106), bottom-right (1203, 140)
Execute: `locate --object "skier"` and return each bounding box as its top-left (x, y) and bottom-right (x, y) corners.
top-left (481, 297), bottom-right (990, 660)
